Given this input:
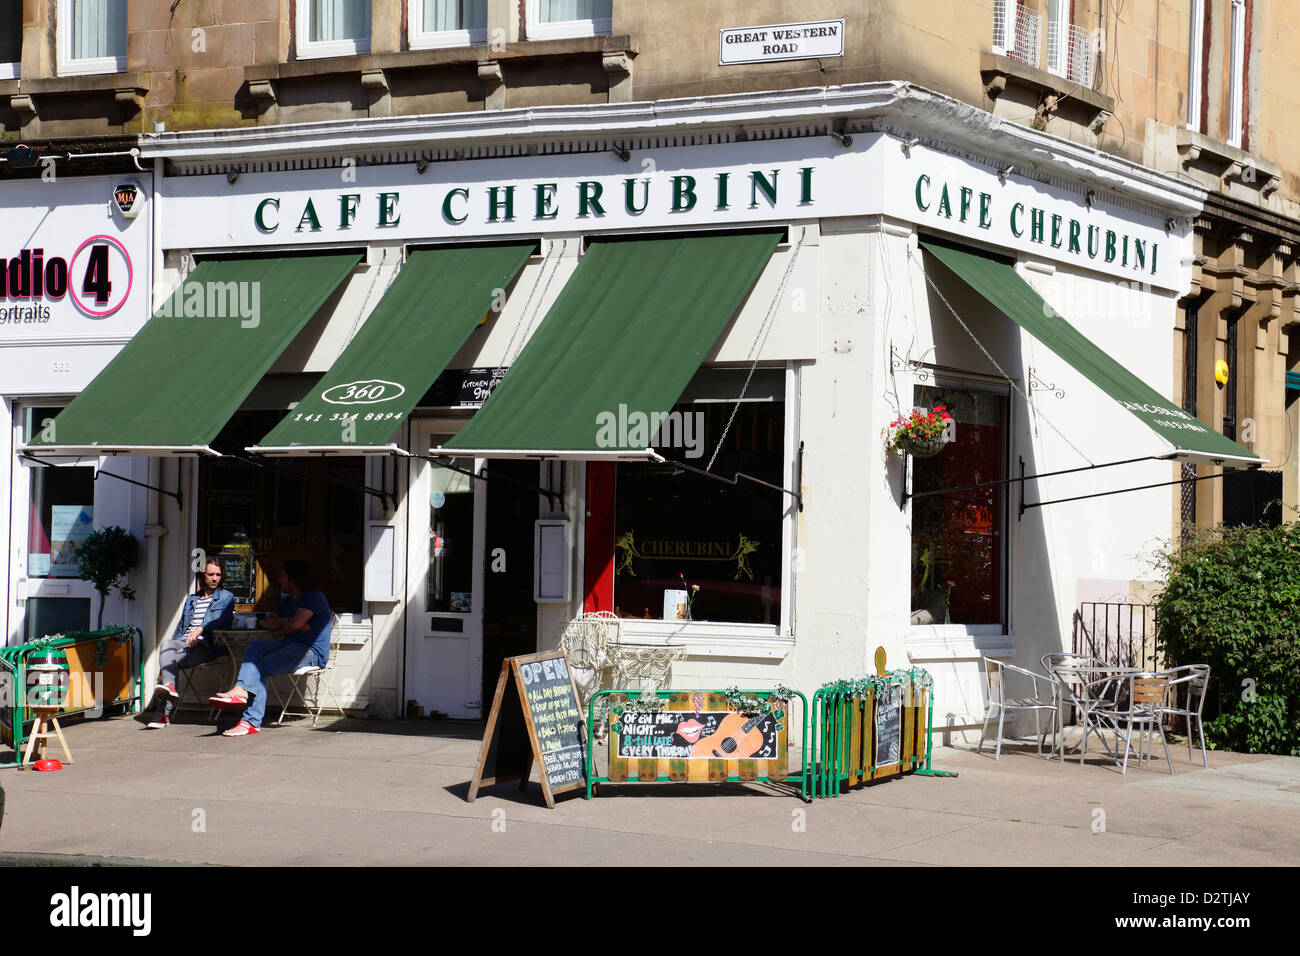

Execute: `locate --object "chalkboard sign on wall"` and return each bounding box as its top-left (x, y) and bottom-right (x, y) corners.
top-left (467, 651), bottom-right (585, 808)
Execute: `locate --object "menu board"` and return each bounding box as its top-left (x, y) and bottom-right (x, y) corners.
top-left (467, 650), bottom-right (585, 808)
top-left (208, 494), bottom-right (254, 548)
top-left (216, 546), bottom-right (255, 605)
top-left (874, 684), bottom-right (903, 768)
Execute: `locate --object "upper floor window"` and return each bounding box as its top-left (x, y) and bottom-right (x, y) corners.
top-left (410, 0), bottom-right (488, 50)
top-left (1187, 0), bottom-right (1205, 131)
top-left (0, 0), bottom-right (21, 79)
top-left (527, 0), bottom-right (611, 42)
top-left (57, 0), bottom-right (126, 76)
top-left (1227, 0), bottom-right (1245, 148)
top-left (991, 0), bottom-right (1041, 69)
top-left (1045, 0), bottom-right (1093, 86)
top-left (297, 0), bottom-right (371, 59)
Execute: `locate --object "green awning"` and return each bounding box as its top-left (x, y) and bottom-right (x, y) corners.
top-left (24, 254), bottom-right (360, 457)
top-left (249, 244), bottom-right (534, 456)
top-left (437, 232), bottom-right (781, 460)
top-left (920, 240), bottom-right (1261, 467)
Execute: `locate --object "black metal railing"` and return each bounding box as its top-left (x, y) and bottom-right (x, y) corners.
top-left (1072, 602), bottom-right (1158, 671)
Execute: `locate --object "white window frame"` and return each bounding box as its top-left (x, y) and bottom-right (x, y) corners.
top-left (1045, 0), bottom-right (1068, 77)
top-left (1187, 0), bottom-right (1204, 130)
top-left (991, 0), bottom-right (1011, 56)
top-left (56, 0), bottom-right (126, 77)
top-left (525, 0), bottom-right (611, 42)
top-left (296, 0), bottom-right (371, 60)
top-left (1227, 0), bottom-right (1245, 148)
top-left (409, 0), bottom-right (488, 50)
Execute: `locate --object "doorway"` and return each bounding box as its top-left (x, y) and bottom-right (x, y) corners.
top-left (480, 459), bottom-right (540, 708)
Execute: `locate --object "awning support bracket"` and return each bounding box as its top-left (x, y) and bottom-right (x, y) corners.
top-left (661, 454), bottom-right (803, 511)
top-left (21, 453), bottom-right (184, 508)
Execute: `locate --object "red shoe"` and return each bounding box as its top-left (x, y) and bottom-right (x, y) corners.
top-left (155, 682), bottom-right (178, 699)
top-left (208, 691), bottom-right (248, 710)
top-left (222, 720), bottom-right (260, 737)
top-left (146, 716), bottom-right (170, 729)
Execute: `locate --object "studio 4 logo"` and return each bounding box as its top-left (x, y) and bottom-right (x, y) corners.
top-left (1, 236), bottom-right (134, 321)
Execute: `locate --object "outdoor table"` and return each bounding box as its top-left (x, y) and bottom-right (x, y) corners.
top-left (211, 629), bottom-right (275, 688)
top-left (1045, 664), bottom-right (1139, 762)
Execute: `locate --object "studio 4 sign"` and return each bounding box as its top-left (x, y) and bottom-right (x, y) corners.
top-left (0, 236), bottom-right (133, 325)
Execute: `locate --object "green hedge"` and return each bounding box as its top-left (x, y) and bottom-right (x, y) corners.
top-left (1154, 523), bottom-right (1300, 756)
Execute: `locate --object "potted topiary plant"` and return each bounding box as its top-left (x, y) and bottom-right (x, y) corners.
top-left (886, 405), bottom-right (953, 458)
top-left (73, 526), bottom-right (141, 630)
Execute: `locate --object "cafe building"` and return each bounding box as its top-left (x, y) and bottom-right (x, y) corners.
top-left (1, 170), bottom-right (155, 647)
top-left (20, 82), bottom-right (1257, 733)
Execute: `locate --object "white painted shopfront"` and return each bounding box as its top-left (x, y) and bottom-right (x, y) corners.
top-left (2, 174), bottom-right (154, 646)
top-left (59, 83), bottom-right (1218, 733)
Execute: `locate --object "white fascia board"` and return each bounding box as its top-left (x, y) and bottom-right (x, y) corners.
top-left (138, 81), bottom-right (1204, 217)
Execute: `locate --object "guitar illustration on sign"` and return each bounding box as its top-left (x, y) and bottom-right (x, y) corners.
top-left (690, 711), bottom-right (771, 759)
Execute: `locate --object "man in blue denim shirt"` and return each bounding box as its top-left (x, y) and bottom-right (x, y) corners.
top-left (210, 561), bottom-right (330, 736)
top-left (147, 558), bottom-right (235, 728)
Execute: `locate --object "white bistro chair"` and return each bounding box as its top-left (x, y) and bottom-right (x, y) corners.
top-left (1158, 664), bottom-right (1211, 768)
top-left (977, 657), bottom-right (1058, 759)
top-left (273, 615), bottom-right (347, 726)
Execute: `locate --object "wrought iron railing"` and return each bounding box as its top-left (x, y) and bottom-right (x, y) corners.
top-left (1072, 602), bottom-right (1158, 671)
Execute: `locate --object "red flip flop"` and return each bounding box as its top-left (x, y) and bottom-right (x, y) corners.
top-left (208, 692), bottom-right (248, 710)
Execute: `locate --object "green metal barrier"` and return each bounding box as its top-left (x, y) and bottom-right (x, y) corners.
top-left (585, 688), bottom-right (811, 801)
top-left (805, 666), bottom-right (956, 799)
top-left (1, 626), bottom-right (143, 756)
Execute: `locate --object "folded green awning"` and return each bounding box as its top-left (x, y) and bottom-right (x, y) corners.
top-left (437, 232), bottom-right (781, 460)
top-left (24, 254), bottom-right (360, 457)
top-left (920, 240), bottom-right (1261, 467)
top-left (249, 244), bottom-right (534, 456)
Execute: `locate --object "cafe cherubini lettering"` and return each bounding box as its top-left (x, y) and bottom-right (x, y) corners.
top-left (251, 166), bottom-right (817, 234)
top-left (914, 173), bottom-right (1160, 278)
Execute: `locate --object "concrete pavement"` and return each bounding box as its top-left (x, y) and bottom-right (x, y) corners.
top-left (1, 712), bottom-right (1297, 866)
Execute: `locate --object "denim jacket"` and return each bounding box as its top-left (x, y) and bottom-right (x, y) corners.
top-left (171, 588), bottom-right (235, 645)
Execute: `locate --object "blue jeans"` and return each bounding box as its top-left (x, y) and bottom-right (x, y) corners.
top-left (236, 641), bottom-right (324, 728)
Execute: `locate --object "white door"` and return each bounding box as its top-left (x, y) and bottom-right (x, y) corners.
top-left (404, 420), bottom-right (485, 718)
top-left (9, 407), bottom-right (99, 643)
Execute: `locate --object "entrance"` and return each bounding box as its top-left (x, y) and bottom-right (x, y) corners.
top-left (480, 459), bottom-right (540, 708)
top-left (404, 420), bottom-right (486, 718)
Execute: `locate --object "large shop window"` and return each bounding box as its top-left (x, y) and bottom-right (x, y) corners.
top-left (197, 411), bottom-right (365, 614)
top-left (613, 372), bottom-right (785, 626)
top-left (910, 383), bottom-right (1009, 628)
top-left (58, 0), bottom-right (127, 75)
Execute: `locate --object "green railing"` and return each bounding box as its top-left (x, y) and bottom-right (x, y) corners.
top-left (806, 667), bottom-right (956, 799)
top-left (1, 626), bottom-right (142, 755)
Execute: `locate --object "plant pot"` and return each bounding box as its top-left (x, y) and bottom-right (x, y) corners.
top-left (894, 432), bottom-right (947, 458)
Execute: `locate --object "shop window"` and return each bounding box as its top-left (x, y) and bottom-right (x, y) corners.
top-left (297, 0), bottom-right (371, 58)
top-left (613, 376), bottom-right (785, 626)
top-left (526, 0), bottom-right (611, 41)
top-left (909, 383), bottom-right (1009, 628)
top-left (0, 0), bottom-right (21, 79)
top-left (197, 411), bottom-right (366, 614)
top-left (410, 0), bottom-right (487, 49)
top-left (57, 0), bottom-right (127, 76)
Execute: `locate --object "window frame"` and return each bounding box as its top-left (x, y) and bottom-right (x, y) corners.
top-left (1187, 0), bottom-right (1205, 131)
top-left (296, 0), bottom-right (372, 60)
top-left (56, 0), bottom-right (127, 77)
top-left (1227, 0), bottom-right (1245, 148)
top-left (614, 363), bottom-right (798, 642)
top-left (1044, 0), bottom-right (1068, 78)
top-left (525, 0), bottom-right (612, 42)
top-left (409, 0), bottom-right (488, 50)
top-left (0, 0), bottom-right (19, 80)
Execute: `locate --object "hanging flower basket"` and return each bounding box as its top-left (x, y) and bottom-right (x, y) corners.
top-left (886, 406), bottom-right (953, 458)
top-left (895, 431), bottom-right (948, 458)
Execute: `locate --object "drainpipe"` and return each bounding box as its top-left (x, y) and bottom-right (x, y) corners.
top-left (140, 153), bottom-right (168, 687)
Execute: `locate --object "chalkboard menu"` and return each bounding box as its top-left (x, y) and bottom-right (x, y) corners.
top-left (216, 547), bottom-right (255, 605)
top-left (208, 494), bottom-right (254, 548)
top-left (467, 650), bottom-right (585, 808)
top-left (874, 683), bottom-right (902, 768)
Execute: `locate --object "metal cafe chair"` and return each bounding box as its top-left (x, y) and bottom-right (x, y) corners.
top-left (1042, 653), bottom-right (1107, 759)
top-left (1158, 664), bottom-right (1211, 768)
top-left (273, 616), bottom-right (347, 726)
top-left (977, 657), bottom-right (1058, 759)
top-left (1089, 671), bottom-right (1174, 775)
